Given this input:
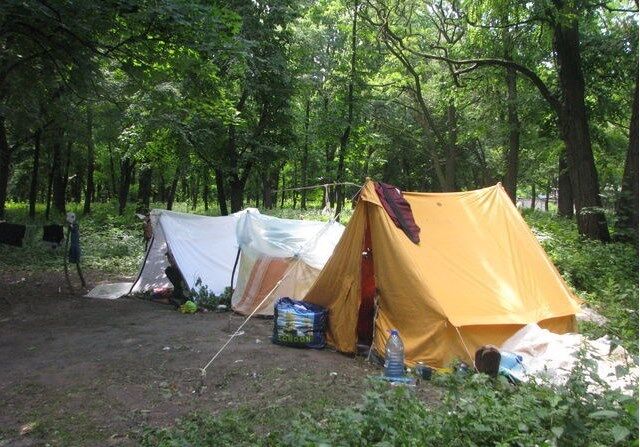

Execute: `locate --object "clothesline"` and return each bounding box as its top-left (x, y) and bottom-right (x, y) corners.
top-left (271, 181), bottom-right (362, 194)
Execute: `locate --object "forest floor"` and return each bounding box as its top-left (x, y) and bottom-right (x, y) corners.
top-left (0, 267), bottom-right (437, 446)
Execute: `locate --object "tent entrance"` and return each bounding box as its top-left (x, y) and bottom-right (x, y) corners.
top-left (357, 217), bottom-right (376, 346)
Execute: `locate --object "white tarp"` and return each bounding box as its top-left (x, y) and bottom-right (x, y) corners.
top-left (85, 282), bottom-right (134, 300)
top-left (130, 209), bottom-right (246, 296)
top-left (501, 324), bottom-right (638, 393)
top-left (232, 210), bottom-right (345, 316)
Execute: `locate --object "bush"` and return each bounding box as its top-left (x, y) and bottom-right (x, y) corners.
top-left (524, 210), bottom-right (639, 353)
top-left (139, 357), bottom-right (638, 447)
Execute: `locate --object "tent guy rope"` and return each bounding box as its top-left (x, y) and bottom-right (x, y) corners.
top-left (199, 183), bottom-right (365, 380)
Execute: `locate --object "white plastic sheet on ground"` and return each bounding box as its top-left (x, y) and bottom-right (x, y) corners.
top-left (501, 324), bottom-right (638, 393)
top-left (130, 209), bottom-right (246, 296)
top-left (232, 210), bottom-right (345, 316)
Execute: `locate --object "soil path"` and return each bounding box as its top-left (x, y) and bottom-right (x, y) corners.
top-left (1, 269), bottom-right (431, 446)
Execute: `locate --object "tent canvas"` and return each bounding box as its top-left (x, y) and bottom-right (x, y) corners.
top-left (304, 181), bottom-right (580, 368)
top-left (130, 209), bottom-right (244, 296)
top-left (232, 210), bottom-right (345, 316)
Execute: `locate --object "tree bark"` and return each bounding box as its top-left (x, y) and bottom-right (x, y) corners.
top-left (28, 129), bottom-right (41, 219)
top-left (301, 98), bottom-right (310, 210)
top-left (51, 130), bottom-right (67, 215)
top-left (503, 65), bottom-right (520, 203)
top-left (545, 179), bottom-right (551, 212)
top-left (214, 168), bottom-right (228, 215)
top-left (557, 151), bottom-right (574, 218)
top-left (108, 142), bottom-right (117, 198)
top-left (335, 0), bottom-right (358, 218)
top-left (530, 184), bottom-right (536, 210)
top-left (118, 158), bottom-right (134, 215)
top-left (166, 166), bottom-right (180, 211)
top-left (615, 75), bottom-right (638, 241)
top-left (444, 100), bottom-right (458, 191)
top-left (83, 108), bottom-right (95, 214)
top-left (229, 178), bottom-right (245, 212)
top-left (553, 14), bottom-right (609, 240)
top-left (0, 117), bottom-right (12, 219)
top-left (202, 168), bottom-right (210, 212)
top-left (137, 164), bottom-right (152, 211)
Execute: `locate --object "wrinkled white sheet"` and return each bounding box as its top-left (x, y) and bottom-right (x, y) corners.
top-left (131, 210), bottom-right (245, 295)
top-left (501, 324), bottom-right (638, 393)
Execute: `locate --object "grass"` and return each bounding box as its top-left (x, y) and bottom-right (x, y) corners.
top-left (139, 361), bottom-right (638, 446)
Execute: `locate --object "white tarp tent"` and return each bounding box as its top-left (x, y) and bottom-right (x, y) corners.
top-left (232, 210), bottom-right (345, 316)
top-left (130, 209), bottom-right (344, 311)
top-left (130, 209), bottom-right (245, 296)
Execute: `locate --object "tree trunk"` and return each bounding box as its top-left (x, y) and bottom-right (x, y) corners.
top-left (118, 158), bottom-right (134, 215)
top-left (301, 98), bottom-right (310, 210)
top-left (280, 172), bottom-right (285, 209)
top-left (166, 167), bottom-right (180, 211)
top-left (263, 174), bottom-right (274, 209)
top-left (108, 142), bottom-right (117, 199)
top-left (214, 168), bottom-right (228, 215)
top-left (28, 129), bottom-right (41, 219)
top-left (45, 141), bottom-right (55, 220)
top-left (51, 130), bottom-right (66, 215)
top-left (553, 14), bottom-right (609, 241)
top-left (557, 151), bottom-right (574, 218)
top-left (0, 117), bottom-right (12, 219)
top-left (229, 179), bottom-right (245, 212)
top-left (615, 75), bottom-right (639, 241)
top-left (444, 100), bottom-right (458, 191)
top-left (503, 66), bottom-right (520, 203)
top-left (137, 165), bottom-right (152, 211)
top-left (545, 179), bottom-right (551, 212)
top-left (335, 0), bottom-right (358, 218)
top-left (530, 184), bottom-right (536, 210)
top-left (190, 175), bottom-right (199, 210)
top-left (83, 109), bottom-right (95, 214)
top-left (202, 168), bottom-right (210, 212)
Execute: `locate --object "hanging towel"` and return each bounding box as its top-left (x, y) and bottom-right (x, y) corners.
top-left (374, 182), bottom-right (421, 244)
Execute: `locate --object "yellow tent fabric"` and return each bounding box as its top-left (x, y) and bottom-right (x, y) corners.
top-left (304, 180), bottom-right (579, 368)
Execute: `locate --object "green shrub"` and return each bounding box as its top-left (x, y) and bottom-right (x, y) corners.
top-left (524, 210), bottom-right (639, 353)
top-left (139, 357), bottom-right (638, 447)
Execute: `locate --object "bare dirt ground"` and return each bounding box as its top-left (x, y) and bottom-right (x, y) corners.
top-left (0, 268), bottom-right (438, 446)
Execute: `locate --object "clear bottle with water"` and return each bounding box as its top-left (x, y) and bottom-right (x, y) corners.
top-left (384, 329), bottom-right (405, 379)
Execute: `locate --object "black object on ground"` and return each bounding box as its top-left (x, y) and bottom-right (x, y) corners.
top-left (0, 222), bottom-right (26, 247)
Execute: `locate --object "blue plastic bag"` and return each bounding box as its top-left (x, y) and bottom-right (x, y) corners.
top-left (273, 298), bottom-right (327, 349)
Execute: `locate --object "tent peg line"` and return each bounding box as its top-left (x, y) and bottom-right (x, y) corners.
top-left (199, 183), bottom-right (366, 382)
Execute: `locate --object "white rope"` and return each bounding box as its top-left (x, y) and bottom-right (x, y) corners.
top-left (272, 181), bottom-right (361, 194)
top-left (453, 324), bottom-right (478, 371)
top-left (199, 184), bottom-right (365, 378)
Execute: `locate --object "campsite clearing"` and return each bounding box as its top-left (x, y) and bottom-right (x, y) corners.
top-left (0, 267), bottom-right (438, 446)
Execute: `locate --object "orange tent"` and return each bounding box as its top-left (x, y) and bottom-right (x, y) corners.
top-left (304, 180), bottom-right (579, 368)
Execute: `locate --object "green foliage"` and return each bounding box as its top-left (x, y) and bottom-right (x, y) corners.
top-left (524, 210), bottom-right (639, 353)
top-left (139, 357), bottom-right (638, 446)
top-left (140, 411), bottom-right (260, 447)
top-left (0, 202), bottom-right (143, 276)
top-left (189, 281), bottom-right (233, 310)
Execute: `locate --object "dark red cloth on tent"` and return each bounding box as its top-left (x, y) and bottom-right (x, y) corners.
top-left (357, 220), bottom-right (376, 346)
top-left (0, 222), bottom-right (26, 247)
top-left (374, 182), bottom-right (420, 244)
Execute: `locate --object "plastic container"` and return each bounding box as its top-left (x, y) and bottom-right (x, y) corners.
top-left (499, 351), bottom-right (523, 370)
top-left (384, 329), bottom-right (405, 379)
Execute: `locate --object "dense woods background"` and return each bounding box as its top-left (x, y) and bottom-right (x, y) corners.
top-left (0, 0), bottom-right (637, 241)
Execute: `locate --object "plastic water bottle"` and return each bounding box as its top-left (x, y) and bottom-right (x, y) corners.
top-left (384, 329), bottom-right (405, 379)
